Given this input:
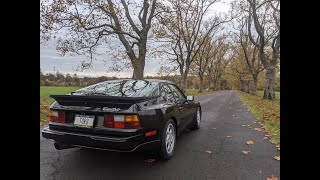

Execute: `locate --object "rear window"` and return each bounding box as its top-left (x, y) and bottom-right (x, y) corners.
top-left (73, 80), bottom-right (160, 97)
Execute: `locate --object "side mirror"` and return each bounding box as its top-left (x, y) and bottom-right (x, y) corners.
top-left (187, 95), bottom-right (194, 101)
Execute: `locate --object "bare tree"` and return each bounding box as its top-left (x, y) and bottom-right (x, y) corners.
top-left (192, 34), bottom-right (225, 92)
top-left (41, 0), bottom-right (159, 80)
top-left (193, 37), bottom-right (213, 92)
top-left (245, 0), bottom-right (280, 99)
top-left (156, 65), bottom-right (179, 79)
top-left (207, 41), bottom-right (234, 90)
top-left (233, 16), bottom-right (264, 95)
top-left (155, 0), bottom-right (232, 91)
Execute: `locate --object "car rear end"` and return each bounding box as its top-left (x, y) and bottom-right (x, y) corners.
top-left (41, 80), bottom-right (164, 152)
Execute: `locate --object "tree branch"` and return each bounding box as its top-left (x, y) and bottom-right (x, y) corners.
top-left (120, 0), bottom-right (141, 34)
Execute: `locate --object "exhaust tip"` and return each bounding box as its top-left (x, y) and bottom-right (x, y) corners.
top-left (54, 142), bottom-right (75, 150)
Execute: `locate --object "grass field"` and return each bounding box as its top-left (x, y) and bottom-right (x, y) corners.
top-left (237, 91), bottom-right (280, 145)
top-left (40, 86), bottom-right (80, 123)
top-left (185, 89), bottom-right (216, 96)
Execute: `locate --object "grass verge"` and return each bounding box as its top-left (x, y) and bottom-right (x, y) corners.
top-left (236, 90), bottom-right (280, 145)
top-left (257, 90), bottom-right (280, 99)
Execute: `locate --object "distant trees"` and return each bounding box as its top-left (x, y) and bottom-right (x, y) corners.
top-left (154, 0), bottom-right (231, 91)
top-left (209, 42), bottom-right (234, 91)
top-left (191, 35), bottom-right (233, 92)
top-left (39, 69), bottom-right (118, 87)
top-left (193, 36), bottom-right (215, 93)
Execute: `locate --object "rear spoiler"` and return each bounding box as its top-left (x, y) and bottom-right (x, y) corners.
top-left (50, 95), bottom-right (158, 107)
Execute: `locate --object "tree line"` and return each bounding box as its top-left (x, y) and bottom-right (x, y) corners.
top-left (41, 0), bottom-right (280, 99)
top-left (40, 67), bottom-right (279, 92)
top-left (40, 69), bottom-right (117, 87)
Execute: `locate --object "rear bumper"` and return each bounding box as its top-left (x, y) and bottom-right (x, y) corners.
top-left (41, 127), bottom-right (160, 152)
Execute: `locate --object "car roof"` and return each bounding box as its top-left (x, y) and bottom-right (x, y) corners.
top-left (101, 79), bottom-right (175, 85)
top-left (144, 79), bottom-right (175, 84)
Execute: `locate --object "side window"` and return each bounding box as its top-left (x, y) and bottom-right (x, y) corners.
top-left (168, 84), bottom-right (185, 100)
top-left (160, 84), bottom-right (176, 103)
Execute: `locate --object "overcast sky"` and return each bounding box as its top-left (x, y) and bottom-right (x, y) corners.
top-left (40, 0), bottom-right (231, 78)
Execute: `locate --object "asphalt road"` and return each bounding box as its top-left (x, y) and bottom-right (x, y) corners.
top-left (40, 91), bottom-right (280, 180)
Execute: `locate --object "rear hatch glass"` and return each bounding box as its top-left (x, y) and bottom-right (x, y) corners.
top-left (72, 80), bottom-right (160, 97)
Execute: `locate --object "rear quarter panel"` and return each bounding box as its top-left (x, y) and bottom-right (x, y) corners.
top-left (137, 100), bottom-right (177, 137)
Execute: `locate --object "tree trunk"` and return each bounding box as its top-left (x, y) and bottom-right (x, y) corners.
top-left (180, 66), bottom-right (190, 92)
top-left (181, 73), bottom-right (188, 92)
top-left (132, 39), bottom-right (147, 79)
top-left (208, 78), bottom-right (211, 91)
top-left (213, 81), bottom-right (218, 91)
top-left (132, 66), bottom-right (144, 79)
top-left (244, 82), bottom-right (249, 93)
top-left (132, 56), bottom-right (145, 80)
top-left (251, 75), bottom-right (258, 95)
top-left (263, 67), bottom-right (276, 100)
top-left (198, 76), bottom-right (204, 93)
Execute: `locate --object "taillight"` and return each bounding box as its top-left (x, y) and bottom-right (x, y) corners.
top-left (104, 114), bottom-right (114, 128)
top-left (49, 110), bottom-right (66, 123)
top-left (124, 115), bottom-right (141, 128)
top-left (104, 114), bottom-right (141, 129)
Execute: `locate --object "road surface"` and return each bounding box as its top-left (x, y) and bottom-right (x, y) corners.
top-left (40, 91), bottom-right (280, 180)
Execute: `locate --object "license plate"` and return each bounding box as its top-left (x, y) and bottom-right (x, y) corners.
top-left (74, 114), bottom-right (95, 128)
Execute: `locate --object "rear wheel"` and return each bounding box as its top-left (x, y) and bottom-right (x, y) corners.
top-left (158, 119), bottom-right (176, 160)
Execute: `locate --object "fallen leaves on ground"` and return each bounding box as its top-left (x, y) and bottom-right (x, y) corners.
top-left (254, 128), bottom-right (262, 131)
top-left (246, 140), bottom-right (254, 145)
top-left (241, 150), bottom-right (251, 154)
top-left (273, 156), bottom-right (280, 161)
top-left (276, 145), bottom-right (280, 151)
top-left (232, 115), bottom-right (236, 117)
top-left (266, 174), bottom-right (278, 180)
top-left (263, 137), bottom-right (269, 140)
top-left (241, 125), bottom-right (247, 127)
top-left (236, 91), bottom-right (280, 146)
top-left (226, 136), bottom-right (231, 138)
top-left (205, 150), bottom-right (212, 154)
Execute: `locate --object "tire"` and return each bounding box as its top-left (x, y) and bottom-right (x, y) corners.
top-left (191, 107), bottom-right (201, 130)
top-left (158, 119), bottom-right (176, 160)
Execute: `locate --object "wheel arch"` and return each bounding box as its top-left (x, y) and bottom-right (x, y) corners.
top-left (198, 104), bottom-right (202, 116)
top-left (169, 116), bottom-right (178, 136)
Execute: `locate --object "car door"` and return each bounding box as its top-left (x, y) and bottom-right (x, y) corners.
top-left (160, 84), bottom-right (188, 132)
top-left (167, 84), bottom-right (194, 130)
